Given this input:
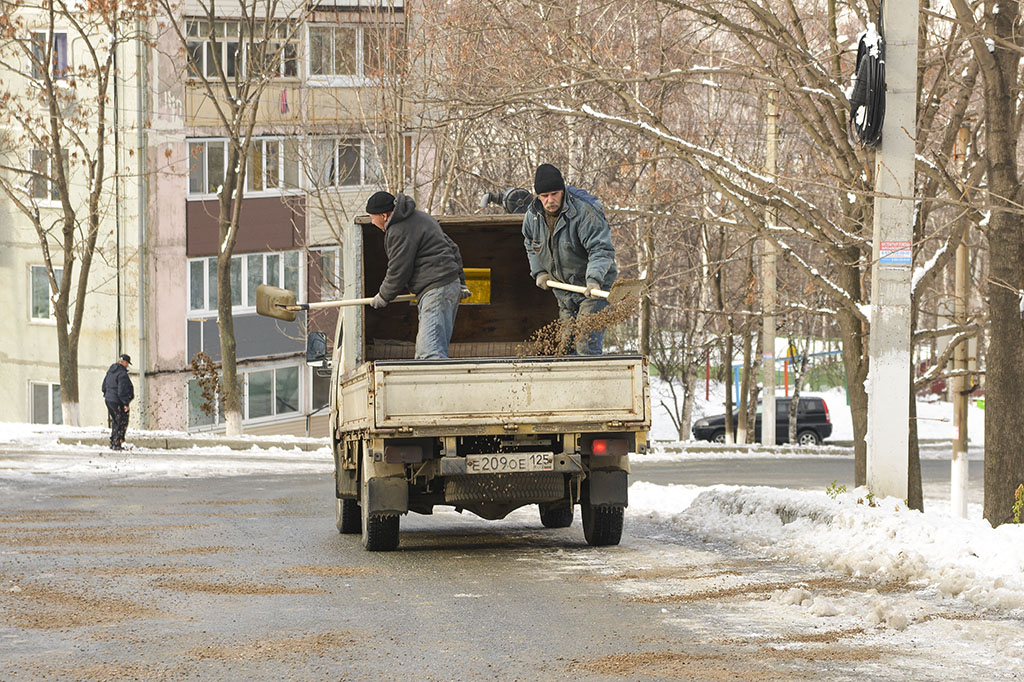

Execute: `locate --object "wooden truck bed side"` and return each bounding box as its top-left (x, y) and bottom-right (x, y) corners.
top-left (337, 355), bottom-right (649, 435)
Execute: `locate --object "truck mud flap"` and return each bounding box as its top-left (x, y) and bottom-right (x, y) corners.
top-left (587, 470), bottom-right (628, 507)
top-left (366, 477), bottom-right (409, 515)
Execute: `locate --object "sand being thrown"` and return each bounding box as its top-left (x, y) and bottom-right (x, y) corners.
top-left (518, 294), bottom-right (639, 357)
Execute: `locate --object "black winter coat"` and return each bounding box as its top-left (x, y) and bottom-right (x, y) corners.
top-left (101, 363), bottom-right (134, 405)
top-left (377, 194), bottom-right (465, 302)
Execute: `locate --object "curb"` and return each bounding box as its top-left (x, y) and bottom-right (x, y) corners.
top-left (57, 436), bottom-right (328, 452)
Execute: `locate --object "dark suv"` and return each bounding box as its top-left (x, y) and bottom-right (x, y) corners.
top-left (691, 396), bottom-right (832, 445)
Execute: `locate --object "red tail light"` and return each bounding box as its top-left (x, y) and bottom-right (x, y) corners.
top-left (823, 401), bottom-right (831, 423)
top-left (589, 438), bottom-right (629, 456)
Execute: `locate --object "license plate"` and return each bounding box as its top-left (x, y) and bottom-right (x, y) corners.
top-left (464, 452), bottom-right (554, 474)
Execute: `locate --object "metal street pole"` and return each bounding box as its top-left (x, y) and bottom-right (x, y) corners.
top-left (762, 89), bottom-right (779, 446)
top-left (866, 2), bottom-right (919, 499)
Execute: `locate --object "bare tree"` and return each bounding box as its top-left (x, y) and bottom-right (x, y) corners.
top-left (947, 0), bottom-right (1024, 526)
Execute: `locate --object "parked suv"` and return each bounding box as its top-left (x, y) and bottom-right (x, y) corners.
top-left (691, 396), bottom-right (832, 445)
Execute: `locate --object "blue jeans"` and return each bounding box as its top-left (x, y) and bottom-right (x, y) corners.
top-left (415, 280), bottom-right (463, 359)
top-left (555, 291), bottom-right (609, 355)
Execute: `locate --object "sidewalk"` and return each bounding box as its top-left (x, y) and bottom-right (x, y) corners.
top-left (55, 434), bottom-right (328, 452)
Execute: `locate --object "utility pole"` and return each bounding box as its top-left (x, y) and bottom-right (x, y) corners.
top-left (951, 124), bottom-right (971, 518)
top-left (761, 89), bottom-right (779, 446)
top-left (866, 2), bottom-right (919, 499)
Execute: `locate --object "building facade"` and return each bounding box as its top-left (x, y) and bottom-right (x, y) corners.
top-left (0, 1), bottom-right (410, 437)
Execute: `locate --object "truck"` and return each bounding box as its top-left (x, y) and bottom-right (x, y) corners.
top-left (259, 213), bottom-right (649, 551)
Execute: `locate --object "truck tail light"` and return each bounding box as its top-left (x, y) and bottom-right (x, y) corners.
top-left (589, 438), bottom-right (628, 456)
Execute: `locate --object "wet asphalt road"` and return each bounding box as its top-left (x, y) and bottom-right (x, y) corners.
top-left (0, 457), bottom-right (1013, 681)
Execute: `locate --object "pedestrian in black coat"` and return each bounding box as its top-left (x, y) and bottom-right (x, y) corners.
top-left (101, 354), bottom-right (134, 450)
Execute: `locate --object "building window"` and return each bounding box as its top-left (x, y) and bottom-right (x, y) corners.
top-left (30, 31), bottom-right (68, 80)
top-left (31, 382), bottom-right (62, 425)
top-left (307, 22), bottom-right (405, 84)
top-left (30, 265), bottom-right (61, 321)
top-left (30, 149), bottom-right (68, 202)
top-left (188, 139), bottom-right (226, 195)
top-left (308, 24), bottom-right (357, 78)
top-left (316, 246), bottom-right (342, 300)
top-left (257, 22), bottom-right (298, 78)
top-left (187, 364), bottom-right (299, 428)
top-left (189, 137), bottom-right (298, 197)
top-left (188, 250), bottom-right (301, 314)
top-left (187, 19), bottom-right (296, 79)
top-left (308, 136), bottom-right (408, 190)
top-left (186, 19), bottom-right (240, 79)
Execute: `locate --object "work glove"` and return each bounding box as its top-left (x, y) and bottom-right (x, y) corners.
top-left (584, 280), bottom-right (601, 298)
top-left (460, 286), bottom-right (472, 301)
top-left (535, 273), bottom-right (551, 290)
top-left (370, 293), bottom-right (387, 309)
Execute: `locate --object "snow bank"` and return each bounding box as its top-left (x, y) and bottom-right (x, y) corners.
top-left (630, 481), bottom-right (1024, 613)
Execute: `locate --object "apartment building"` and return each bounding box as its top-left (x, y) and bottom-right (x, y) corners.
top-left (1, 1), bottom-right (410, 437)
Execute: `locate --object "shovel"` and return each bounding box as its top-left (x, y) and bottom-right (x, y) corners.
top-left (256, 284), bottom-right (417, 322)
top-left (544, 278), bottom-right (645, 304)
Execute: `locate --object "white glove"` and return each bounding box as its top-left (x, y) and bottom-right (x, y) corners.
top-left (370, 293), bottom-right (387, 309)
top-left (536, 273), bottom-right (551, 290)
top-left (460, 287), bottom-right (472, 300)
top-left (584, 280), bottom-right (600, 298)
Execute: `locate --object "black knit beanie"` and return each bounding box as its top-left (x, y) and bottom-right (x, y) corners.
top-left (365, 190), bottom-right (396, 214)
top-left (534, 164), bottom-right (565, 194)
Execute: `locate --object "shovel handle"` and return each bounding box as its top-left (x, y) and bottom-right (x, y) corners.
top-left (545, 279), bottom-right (610, 299)
top-left (284, 293), bottom-right (417, 311)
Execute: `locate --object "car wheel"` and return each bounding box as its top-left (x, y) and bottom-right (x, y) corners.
top-left (796, 430), bottom-right (821, 446)
top-left (336, 497), bottom-right (360, 534)
top-left (582, 502), bottom-right (623, 546)
top-left (711, 430), bottom-right (726, 444)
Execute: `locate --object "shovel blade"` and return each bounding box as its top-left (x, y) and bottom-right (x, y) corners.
top-left (256, 284), bottom-right (297, 321)
top-left (606, 278), bottom-right (645, 304)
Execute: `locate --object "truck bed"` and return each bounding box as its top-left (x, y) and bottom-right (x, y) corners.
top-left (337, 355), bottom-right (649, 435)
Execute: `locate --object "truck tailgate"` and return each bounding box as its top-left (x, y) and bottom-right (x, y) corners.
top-left (338, 355), bottom-right (648, 431)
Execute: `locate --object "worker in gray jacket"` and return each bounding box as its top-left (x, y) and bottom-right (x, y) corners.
top-left (366, 191), bottom-right (469, 359)
top-left (522, 163), bottom-right (617, 354)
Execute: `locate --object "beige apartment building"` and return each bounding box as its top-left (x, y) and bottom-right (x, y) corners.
top-left (0, 1), bottom-right (411, 437)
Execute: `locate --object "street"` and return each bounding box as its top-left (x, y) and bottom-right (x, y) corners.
top-left (1, 453), bottom-right (1018, 681)
top-left (632, 447), bottom-right (986, 507)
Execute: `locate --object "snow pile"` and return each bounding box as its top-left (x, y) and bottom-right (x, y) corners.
top-left (629, 481), bottom-right (1024, 613)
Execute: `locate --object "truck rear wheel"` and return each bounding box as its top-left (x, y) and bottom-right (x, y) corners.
top-left (361, 500), bottom-right (399, 551)
top-left (539, 502), bottom-right (574, 528)
top-left (582, 503), bottom-right (623, 546)
top-left (336, 498), bottom-right (360, 534)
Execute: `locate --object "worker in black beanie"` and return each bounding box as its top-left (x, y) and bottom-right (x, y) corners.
top-left (522, 163), bottom-right (617, 354)
top-left (365, 190), bottom-right (470, 359)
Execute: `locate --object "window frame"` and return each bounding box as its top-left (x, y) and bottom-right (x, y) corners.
top-left (30, 30), bottom-right (69, 80)
top-left (30, 381), bottom-right (62, 425)
top-left (187, 361), bottom-right (302, 429)
top-left (188, 136), bottom-right (300, 199)
top-left (306, 135), bottom-right (411, 191)
top-left (29, 264), bottom-right (61, 323)
top-left (305, 22), bottom-right (365, 86)
top-left (188, 250), bottom-right (303, 317)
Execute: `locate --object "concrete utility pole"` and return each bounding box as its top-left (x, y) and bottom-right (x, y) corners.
top-left (761, 89), bottom-right (779, 446)
top-left (951, 124), bottom-right (971, 518)
top-left (866, 3), bottom-right (920, 500)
